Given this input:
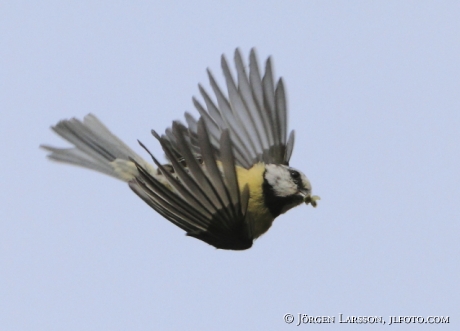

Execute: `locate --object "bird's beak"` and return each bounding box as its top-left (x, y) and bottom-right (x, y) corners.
top-left (304, 194), bottom-right (320, 208)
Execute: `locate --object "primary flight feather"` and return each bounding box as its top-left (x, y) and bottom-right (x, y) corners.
top-left (41, 48), bottom-right (319, 250)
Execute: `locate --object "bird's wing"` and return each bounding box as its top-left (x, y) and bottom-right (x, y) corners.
top-left (129, 118), bottom-right (253, 250)
top-left (162, 48), bottom-right (295, 169)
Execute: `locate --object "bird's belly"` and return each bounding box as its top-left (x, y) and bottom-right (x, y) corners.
top-left (236, 163), bottom-right (276, 238)
top-left (246, 195), bottom-right (275, 238)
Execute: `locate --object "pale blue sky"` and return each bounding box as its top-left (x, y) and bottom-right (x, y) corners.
top-left (1, 1), bottom-right (459, 330)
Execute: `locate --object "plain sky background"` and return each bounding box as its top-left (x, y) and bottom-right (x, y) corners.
top-left (1, 1), bottom-right (459, 330)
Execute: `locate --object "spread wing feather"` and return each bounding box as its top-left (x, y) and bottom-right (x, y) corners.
top-left (129, 118), bottom-right (253, 250)
top-left (162, 48), bottom-right (295, 169)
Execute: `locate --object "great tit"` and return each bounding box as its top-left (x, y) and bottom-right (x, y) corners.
top-left (41, 48), bottom-right (319, 250)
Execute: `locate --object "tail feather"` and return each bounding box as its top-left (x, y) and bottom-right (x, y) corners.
top-left (41, 145), bottom-right (116, 176)
top-left (41, 114), bottom-right (152, 181)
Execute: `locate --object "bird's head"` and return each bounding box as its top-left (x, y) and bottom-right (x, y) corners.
top-left (263, 164), bottom-right (320, 217)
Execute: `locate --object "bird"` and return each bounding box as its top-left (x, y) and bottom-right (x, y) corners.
top-left (41, 48), bottom-right (320, 250)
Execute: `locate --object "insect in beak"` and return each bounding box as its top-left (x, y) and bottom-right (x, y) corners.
top-left (304, 195), bottom-right (321, 208)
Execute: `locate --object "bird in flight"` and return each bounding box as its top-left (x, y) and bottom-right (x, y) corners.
top-left (41, 48), bottom-right (319, 250)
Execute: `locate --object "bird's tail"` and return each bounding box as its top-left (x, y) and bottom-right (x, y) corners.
top-left (41, 114), bottom-right (154, 181)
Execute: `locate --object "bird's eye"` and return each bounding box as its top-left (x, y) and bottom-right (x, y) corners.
top-left (290, 170), bottom-right (300, 180)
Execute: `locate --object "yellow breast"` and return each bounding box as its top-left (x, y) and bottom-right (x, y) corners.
top-left (236, 163), bottom-right (275, 238)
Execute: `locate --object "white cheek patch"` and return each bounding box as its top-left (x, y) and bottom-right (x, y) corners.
top-left (265, 164), bottom-right (297, 197)
top-left (300, 173), bottom-right (312, 192)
